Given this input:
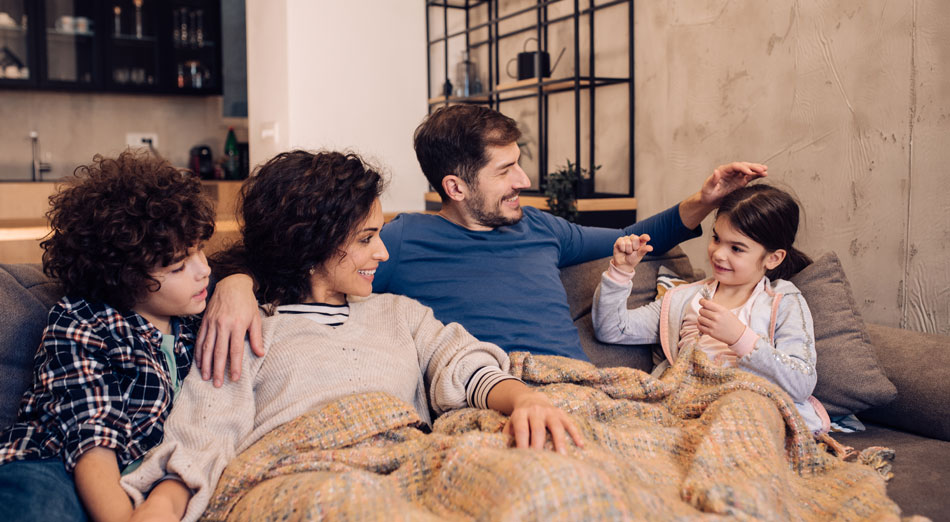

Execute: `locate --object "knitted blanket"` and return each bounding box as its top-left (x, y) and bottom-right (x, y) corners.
top-left (200, 347), bottom-right (914, 521)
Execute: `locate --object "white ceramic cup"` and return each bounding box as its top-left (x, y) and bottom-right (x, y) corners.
top-left (56, 15), bottom-right (75, 32)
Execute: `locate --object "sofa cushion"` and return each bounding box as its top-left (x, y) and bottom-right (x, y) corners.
top-left (789, 253), bottom-right (898, 417)
top-left (0, 264), bottom-right (61, 430)
top-left (836, 423), bottom-right (950, 520)
top-left (858, 323), bottom-right (950, 441)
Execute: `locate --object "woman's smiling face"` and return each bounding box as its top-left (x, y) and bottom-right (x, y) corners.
top-left (308, 199), bottom-right (389, 304)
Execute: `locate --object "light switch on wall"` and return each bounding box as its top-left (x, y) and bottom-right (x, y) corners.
top-left (260, 122), bottom-right (279, 143)
top-left (126, 133), bottom-right (159, 150)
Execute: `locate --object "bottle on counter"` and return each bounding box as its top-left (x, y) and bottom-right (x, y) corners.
top-left (224, 127), bottom-right (239, 180)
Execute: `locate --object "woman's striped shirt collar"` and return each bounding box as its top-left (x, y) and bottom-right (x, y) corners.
top-left (276, 302), bottom-right (350, 326)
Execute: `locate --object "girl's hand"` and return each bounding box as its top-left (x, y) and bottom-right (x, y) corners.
top-left (697, 298), bottom-right (746, 345)
top-left (612, 234), bottom-right (653, 273)
top-left (503, 390), bottom-right (584, 455)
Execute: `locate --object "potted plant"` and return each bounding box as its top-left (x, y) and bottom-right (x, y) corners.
top-left (544, 160), bottom-right (600, 222)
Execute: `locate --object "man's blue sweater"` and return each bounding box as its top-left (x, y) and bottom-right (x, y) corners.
top-left (373, 204), bottom-right (698, 361)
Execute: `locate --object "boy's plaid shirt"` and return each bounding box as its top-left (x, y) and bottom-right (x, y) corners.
top-left (0, 296), bottom-right (197, 472)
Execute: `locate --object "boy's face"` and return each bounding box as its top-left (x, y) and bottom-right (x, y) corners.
top-left (133, 246), bottom-right (211, 334)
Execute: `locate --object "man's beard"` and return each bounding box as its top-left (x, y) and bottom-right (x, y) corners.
top-left (468, 188), bottom-right (523, 228)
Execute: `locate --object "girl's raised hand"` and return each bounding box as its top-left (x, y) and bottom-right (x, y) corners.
top-left (612, 234), bottom-right (653, 273)
top-left (697, 298), bottom-right (747, 345)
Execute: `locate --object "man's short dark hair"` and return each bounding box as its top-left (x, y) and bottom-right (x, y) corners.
top-left (42, 151), bottom-right (215, 310)
top-left (413, 105), bottom-right (521, 200)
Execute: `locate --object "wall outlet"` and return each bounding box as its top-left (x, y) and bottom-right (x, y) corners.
top-left (126, 132), bottom-right (159, 150)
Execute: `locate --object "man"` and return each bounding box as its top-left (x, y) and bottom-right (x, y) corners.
top-left (197, 105), bottom-right (766, 385)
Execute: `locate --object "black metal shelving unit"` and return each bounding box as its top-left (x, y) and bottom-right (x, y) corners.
top-left (424, 0), bottom-right (635, 201)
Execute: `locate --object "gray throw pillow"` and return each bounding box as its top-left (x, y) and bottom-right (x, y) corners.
top-left (789, 252), bottom-right (898, 416)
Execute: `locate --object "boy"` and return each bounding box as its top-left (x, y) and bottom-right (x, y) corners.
top-left (0, 151), bottom-right (215, 521)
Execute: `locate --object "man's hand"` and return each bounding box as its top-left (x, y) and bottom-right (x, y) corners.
top-left (700, 162), bottom-right (768, 207)
top-left (697, 298), bottom-right (747, 345)
top-left (195, 274), bottom-right (264, 387)
top-left (489, 380), bottom-right (584, 454)
top-left (612, 234), bottom-right (653, 273)
top-left (679, 161), bottom-right (768, 229)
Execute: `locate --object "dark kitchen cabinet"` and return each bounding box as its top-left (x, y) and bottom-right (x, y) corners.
top-left (0, 0), bottom-right (221, 95)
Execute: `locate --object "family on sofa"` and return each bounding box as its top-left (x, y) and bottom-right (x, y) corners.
top-left (0, 105), bottom-right (906, 521)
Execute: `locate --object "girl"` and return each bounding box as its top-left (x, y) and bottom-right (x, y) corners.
top-left (122, 150), bottom-right (582, 522)
top-left (592, 184), bottom-right (829, 434)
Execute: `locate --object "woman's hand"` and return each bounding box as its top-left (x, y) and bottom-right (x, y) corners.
top-left (488, 380), bottom-right (584, 454)
top-left (128, 479), bottom-right (192, 522)
top-left (195, 273), bottom-right (264, 387)
top-left (129, 503), bottom-right (181, 522)
top-left (697, 298), bottom-right (746, 345)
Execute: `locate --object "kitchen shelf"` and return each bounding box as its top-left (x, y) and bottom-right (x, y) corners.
top-left (112, 34), bottom-right (157, 43)
top-left (46, 29), bottom-right (95, 38)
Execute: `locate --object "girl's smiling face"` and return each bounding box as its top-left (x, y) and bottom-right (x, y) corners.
top-left (707, 215), bottom-right (784, 292)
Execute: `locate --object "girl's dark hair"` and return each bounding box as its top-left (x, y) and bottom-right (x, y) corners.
top-left (41, 151), bottom-right (215, 310)
top-left (715, 184), bottom-right (812, 280)
top-left (212, 150), bottom-right (384, 306)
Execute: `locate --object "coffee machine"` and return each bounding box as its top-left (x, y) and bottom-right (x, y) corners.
top-left (189, 145), bottom-right (214, 179)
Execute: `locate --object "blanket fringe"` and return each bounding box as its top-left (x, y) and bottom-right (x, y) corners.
top-left (816, 432), bottom-right (895, 482)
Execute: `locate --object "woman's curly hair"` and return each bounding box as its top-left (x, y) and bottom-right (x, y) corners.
top-left (41, 151), bottom-right (215, 310)
top-left (212, 150), bottom-right (385, 306)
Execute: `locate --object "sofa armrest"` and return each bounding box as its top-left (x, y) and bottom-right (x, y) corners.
top-left (0, 264), bottom-right (62, 430)
top-left (857, 323), bottom-right (950, 441)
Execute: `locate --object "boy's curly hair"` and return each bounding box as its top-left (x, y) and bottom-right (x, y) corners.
top-left (212, 150), bottom-right (385, 306)
top-left (41, 151), bottom-right (215, 310)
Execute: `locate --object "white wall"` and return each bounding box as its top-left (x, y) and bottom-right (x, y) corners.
top-left (246, 0), bottom-right (429, 213)
top-left (245, 0), bottom-right (290, 166)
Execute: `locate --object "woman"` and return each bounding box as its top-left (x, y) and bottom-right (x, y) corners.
top-left (122, 150), bottom-right (582, 521)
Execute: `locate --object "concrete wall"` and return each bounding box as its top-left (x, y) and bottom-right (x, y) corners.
top-left (246, 0), bottom-right (429, 214)
top-left (634, 0), bottom-right (950, 333)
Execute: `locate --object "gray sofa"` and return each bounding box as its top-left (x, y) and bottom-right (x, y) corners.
top-left (2, 250), bottom-right (948, 520)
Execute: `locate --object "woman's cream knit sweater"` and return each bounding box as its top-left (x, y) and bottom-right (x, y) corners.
top-left (121, 293), bottom-right (510, 521)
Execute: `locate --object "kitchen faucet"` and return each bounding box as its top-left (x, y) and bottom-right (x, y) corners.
top-left (29, 131), bottom-right (52, 182)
